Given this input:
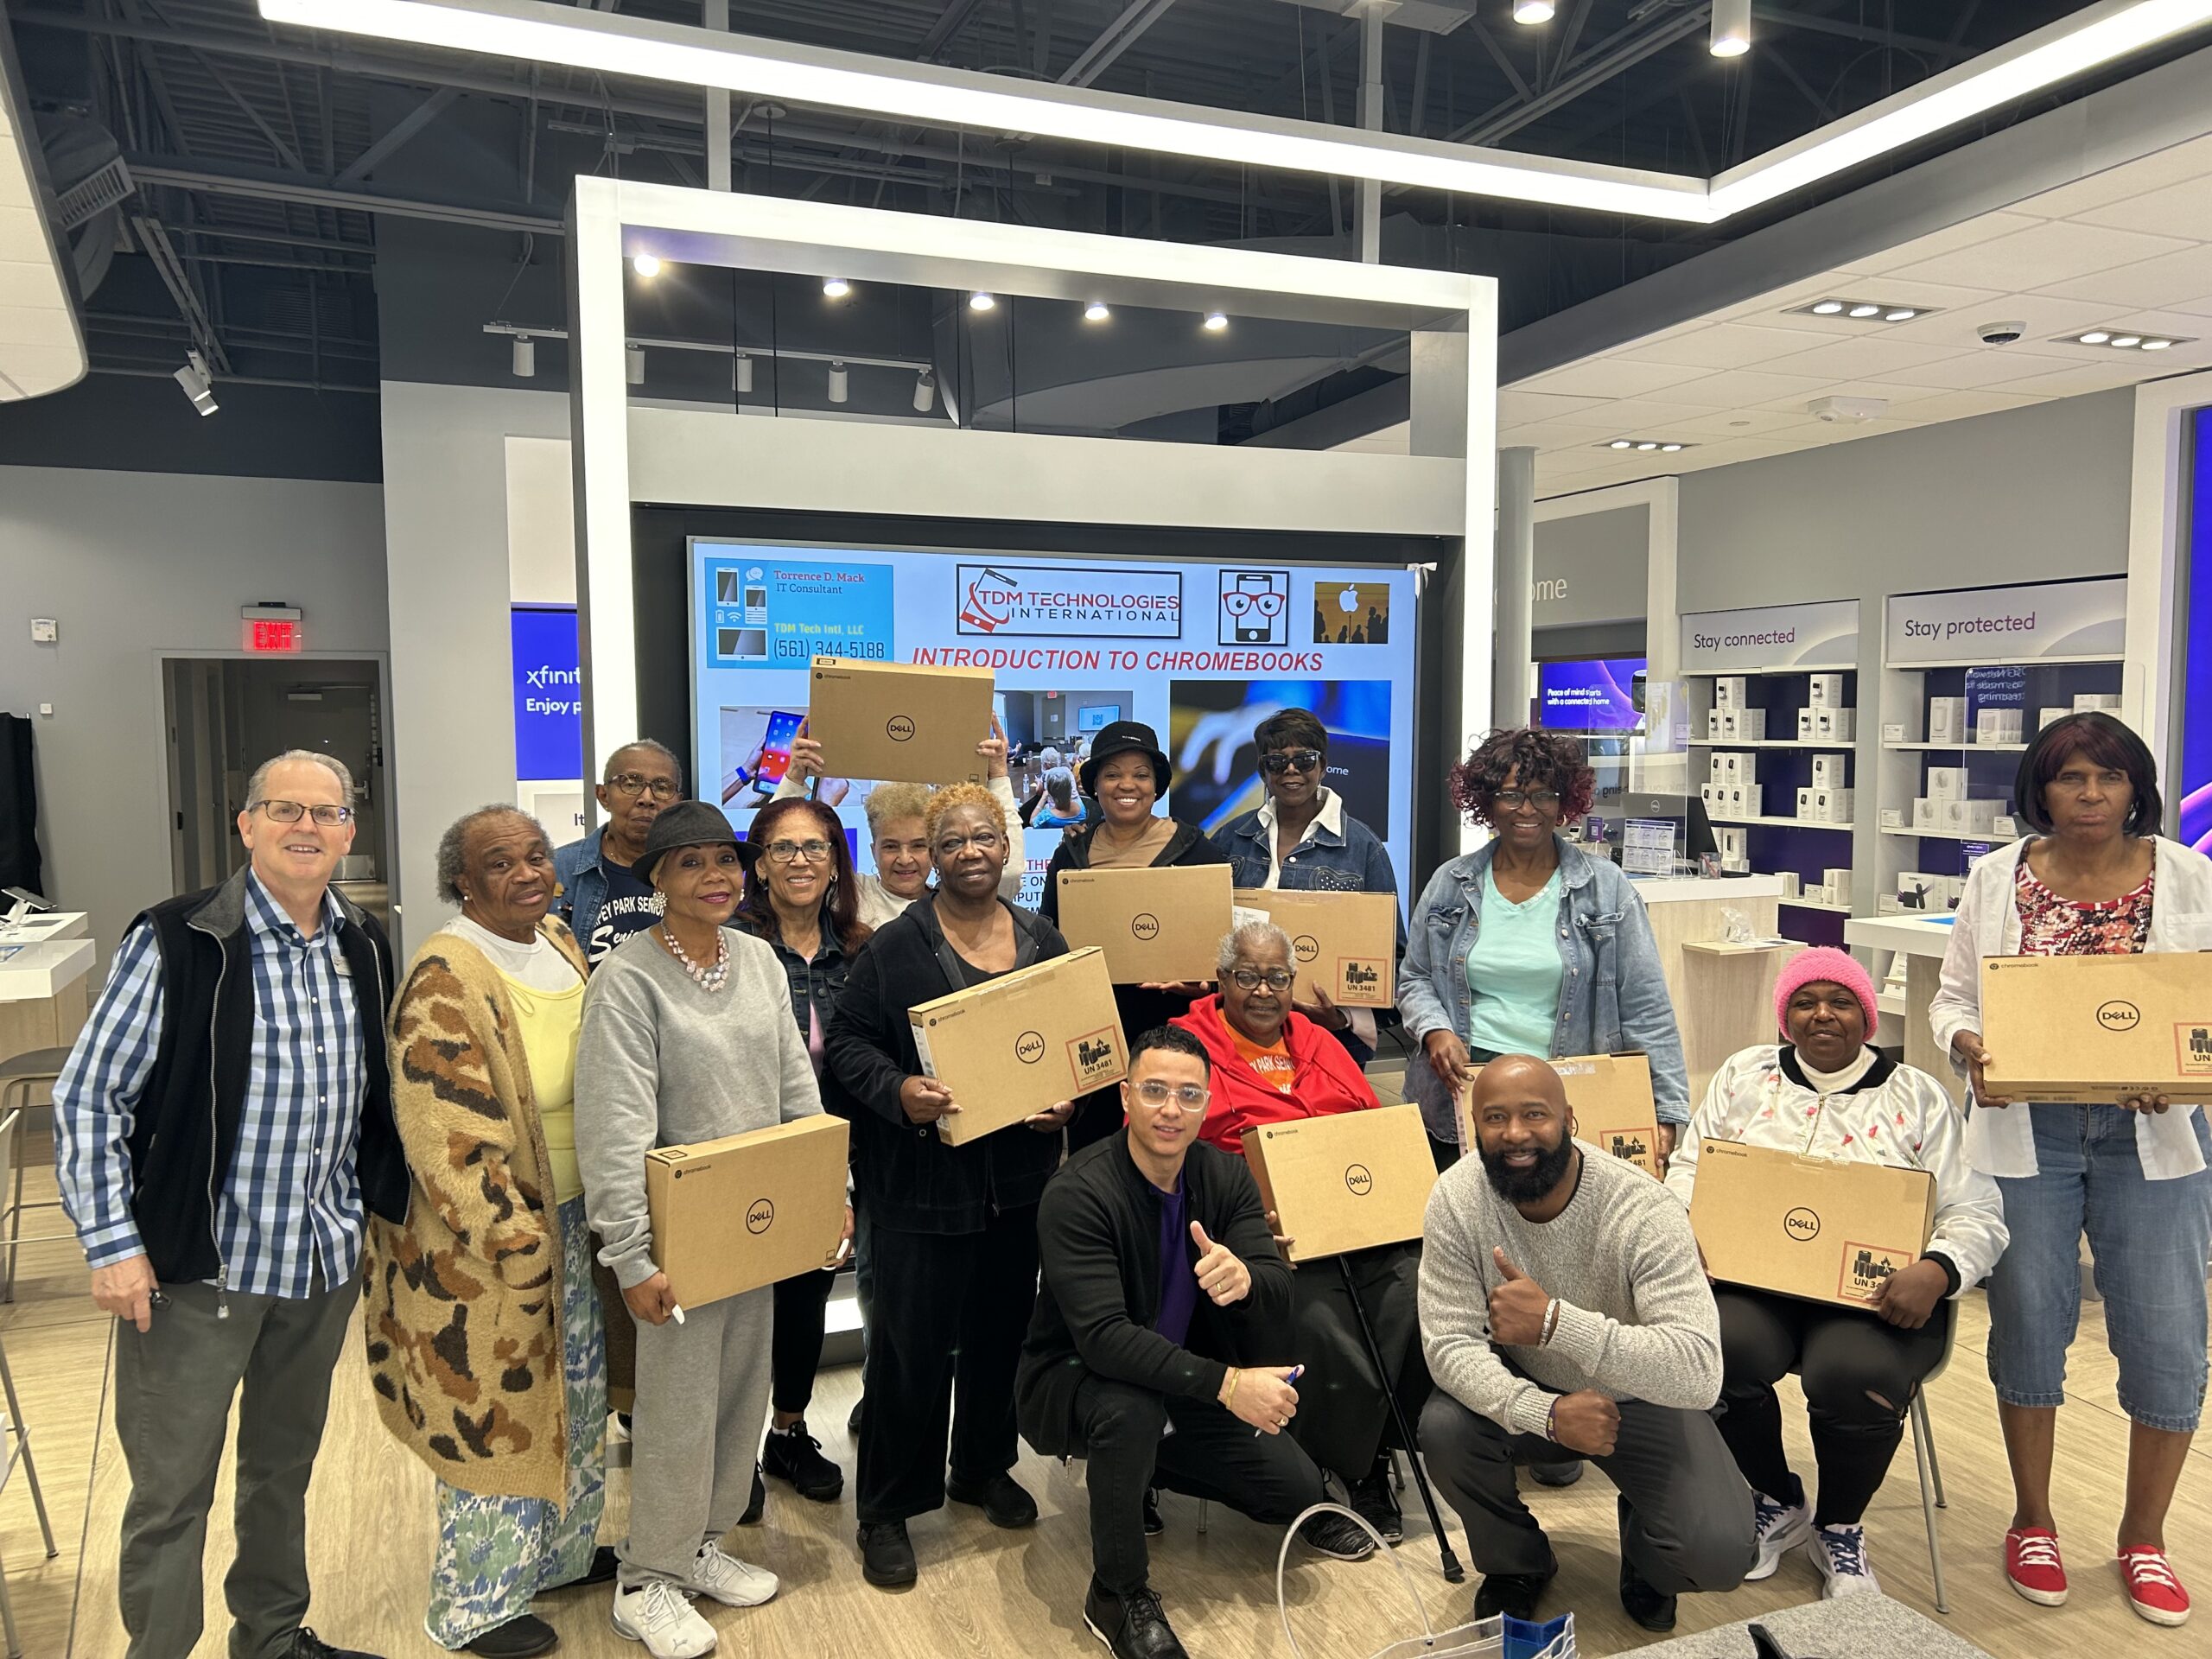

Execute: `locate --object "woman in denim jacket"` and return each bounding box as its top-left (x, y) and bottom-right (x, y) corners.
top-left (1397, 728), bottom-right (1688, 1174)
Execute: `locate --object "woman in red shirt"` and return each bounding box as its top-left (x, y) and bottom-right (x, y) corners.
top-left (1173, 921), bottom-right (1428, 1545)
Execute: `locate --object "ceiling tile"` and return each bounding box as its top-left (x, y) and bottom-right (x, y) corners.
top-left (1749, 337), bottom-right (1974, 380)
top-left (1878, 294), bottom-right (2133, 349)
top-left (1618, 323), bottom-right (1826, 372)
top-left (1510, 358), bottom-right (1708, 399)
top-left (2011, 134), bottom-right (2212, 219)
top-left (1842, 213), bottom-right (2045, 276)
top-left (0, 259), bottom-right (63, 309)
top-left (1497, 388), bottom-right (1612, 425)
top-left (1991, 363), bottom-right (2155, 397)
top-left (1866, 348), bottom-right (2084, 389)
top-left (1882, 389), bottom-right (2045, 422)
top-left (2072, 174), bottom-right (2212, 241)
top-left (1500, 419), bottom-right (1624, 451)
top-left (1662, 368), bottom-right (1842, 409)
top-left (1661, 407), bottom-right (1823, 438)
top-left (1883, 219), bottom-right (2196, 290)
top-left (2035, 241), bottom-right (2212, 310)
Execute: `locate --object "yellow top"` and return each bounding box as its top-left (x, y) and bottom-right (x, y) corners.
top-left (502, 972), bottom-right (588, 1203)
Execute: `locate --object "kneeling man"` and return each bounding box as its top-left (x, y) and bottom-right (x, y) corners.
top-left (1419, 1055), bottom-right (1754, 1633)
top-left (1018, 1026), bottom-right (1371, 1659)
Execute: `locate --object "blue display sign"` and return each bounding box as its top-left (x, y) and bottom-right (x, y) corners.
top-left (2181, 408), bottom-right (2212, 854)
top-left (512, 606), bottom-right (582, 782)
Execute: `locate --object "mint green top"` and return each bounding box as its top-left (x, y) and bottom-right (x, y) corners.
top-left (1465, 865), bottom-right (1565, 1058)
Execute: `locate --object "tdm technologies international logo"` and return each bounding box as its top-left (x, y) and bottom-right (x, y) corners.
top-left (956, 563), bottom-right (1184, 639)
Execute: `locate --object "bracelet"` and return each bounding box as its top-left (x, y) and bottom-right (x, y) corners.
top-left (1541, 1298), bottom-right (1562, 1346)
top-left (1224, 1368), bottom-right (1241, 1411)
top-left (1544, 1398), bottom-right (1560, 1443)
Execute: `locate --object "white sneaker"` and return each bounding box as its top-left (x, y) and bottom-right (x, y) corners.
top-left (1808, 1523), bottom-right (1881, 1599)
top-left (683, 1538), bottom-right (779, 1607)
top-left (611, 1579), bottom-right (718, 1658)
top-left (1745, 1489), bottom-right (1812, 1582)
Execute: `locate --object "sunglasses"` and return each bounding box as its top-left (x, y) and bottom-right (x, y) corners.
top-left (1259, 749), bottom-right (1323, 775)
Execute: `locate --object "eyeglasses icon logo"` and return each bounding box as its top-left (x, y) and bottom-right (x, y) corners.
top-left (1131, 913), bottom-right (1160, 941)
top-left (1014, 1030), bottom-right (1046, 1065)
top-left (747, 1198), bottom-right (776, 1235)
top-left (1344, 1163), bottom-right (1374, 1198)
top-left (886, 715), bottom-right (917, 742)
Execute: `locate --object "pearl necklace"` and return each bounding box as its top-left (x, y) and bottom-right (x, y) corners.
top-left (660, 925), bottom-right (729, 994)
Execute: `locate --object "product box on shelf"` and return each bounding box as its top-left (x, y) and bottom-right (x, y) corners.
top-left (1689, 1140), bottom-right (1936, 1310)
top-left (1715, 827), bottom-right (1749, 863)
top-left (1995, 815), bottom-right (2018, 839)
top-left (1928, 697), bottom-right (1967, 744)
top-left (1810, 754), bottom-right (1847, 791)
top-left (1243, 1103), bottom-right (1435, 1262)
top-left (1980, 954), bottom-right (2212, 1105)
top-left (1780, 871), bottom-right (1802, 899)
top-left (1812, 708), bottom-right (1855, 741)
top-left (2073, 693), bottom-right (2122, 714)
top-left (1808, 674), bottom-right (1846, 709)
top-left (807, 659), bottom-right (995, 786)
top-left (1812, 788), bottom-right (1854, 823)
top-left (1879, 806), bottom-right (1905, 829)
top-left (1877, 893), bottom-right (1905, 914)
top-left (1796, 709), bottom-right (1815, 740)
top-left (1942, 799), bottom-right (1999, 835)
top-left (645, 1116), bottom-right (852, 1309)
top-left (1926, 766), bottom-right (1967, 803)
top-left (1824, 868), bottom-right (1853, 905)
top-left (1717, 709), bottom-right (1770, 741)
top-left (1802, 884), bottom-right (1832, 906)
top-left (2041, 706), bottom-right (2074, 731)
top-left (909, 947), bottom-right (1128, 1146)
top-left (1975, 708), bottom-right (2024, 745)
top-left (1913, 798), bottom-right (1938, 830)
top-left (1795, 786), bottom-right (1815, 819)
top-left (1232, 888), bottom-right (1398, 1008)
top-left (1714, 677), bottom-right (1750, 709)
top-left (1054, 866), bottom-right (1234, 983)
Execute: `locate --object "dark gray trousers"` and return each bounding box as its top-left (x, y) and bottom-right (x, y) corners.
top-left (114, 1269), bottom-right (357, 1659)
top-left (1420, 1388), bottom-right (1756, 1594)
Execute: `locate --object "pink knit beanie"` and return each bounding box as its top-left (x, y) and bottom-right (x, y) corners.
top-left (1773, 945), bottom-right (1880, 1041)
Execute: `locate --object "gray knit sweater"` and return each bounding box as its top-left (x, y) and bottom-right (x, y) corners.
top-left (1419, 1140), bottom-right (1721, 1440)
top-left (575, 925), bottom-right (823, 1288)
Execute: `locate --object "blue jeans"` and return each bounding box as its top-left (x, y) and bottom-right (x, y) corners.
top-left (1986, 1104), bottom-right (2212, 1432)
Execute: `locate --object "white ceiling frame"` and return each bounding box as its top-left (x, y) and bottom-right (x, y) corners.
top-left (565, 176), bottom-right (1497, 851)
top-left (2123, 361), bottom-right (2212, 773)
top-left (264, 0), bottom-right (2212, 226)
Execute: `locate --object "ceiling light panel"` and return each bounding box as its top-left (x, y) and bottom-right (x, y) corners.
top-left (2061, 327), bottom-right (2194, 349)
top-left (1788, 299), bottom-right (1936, 323)
top-left (1604, 439), bottom-right (1693, 453)
top-left (256, 0), bottom-right (2212, 228)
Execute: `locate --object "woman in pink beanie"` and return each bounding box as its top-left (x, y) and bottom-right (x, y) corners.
top-left (1663, 945), bottom-right (2006, 1603)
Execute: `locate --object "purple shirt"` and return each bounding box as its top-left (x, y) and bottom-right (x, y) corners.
top-left (1154, 1174), bottom-right (1198, 1349)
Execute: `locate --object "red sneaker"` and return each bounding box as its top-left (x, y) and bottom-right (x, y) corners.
top-left (2120, 1548), bottom-right (2191, 1627)
top-left (2005, 1528), bottom-right (2069, 1606)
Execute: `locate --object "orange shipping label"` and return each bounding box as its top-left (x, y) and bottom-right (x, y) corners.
top-left (2177, 1023), bottom-right (2212, 1077)
top-left (1837, 1240), bottom-right (1916, 1305)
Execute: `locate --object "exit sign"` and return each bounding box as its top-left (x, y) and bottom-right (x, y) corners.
top-left (242, 604), bottom-right (303, 653)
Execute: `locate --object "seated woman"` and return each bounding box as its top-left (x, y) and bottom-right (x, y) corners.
top-left (1031, 766), bottom-right (1089, 830)
top-left (1173, 920), bottom-right (1427, 1548)
top-left (1664, 947), bottom-right (2006, 1601)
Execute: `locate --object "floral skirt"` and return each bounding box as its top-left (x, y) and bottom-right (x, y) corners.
top-left (427, 1193), bottom-right (609, 1647)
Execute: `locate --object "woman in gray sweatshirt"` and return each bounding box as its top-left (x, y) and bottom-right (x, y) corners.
top-left (575, 802), bottom-right (831, 1659)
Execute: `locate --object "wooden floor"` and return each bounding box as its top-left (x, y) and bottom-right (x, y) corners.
top-left (2, 1138), bottom-right (2207, 1659)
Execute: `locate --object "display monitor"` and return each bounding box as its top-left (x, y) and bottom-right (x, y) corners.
top-left (1538, 657), bottom-right (1647, 734)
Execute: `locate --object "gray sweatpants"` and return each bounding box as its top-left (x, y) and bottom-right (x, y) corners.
top-left (114, 1268), bottom-right (357, 1659)
top-left (622, 1284), bottom-right (774, 1586)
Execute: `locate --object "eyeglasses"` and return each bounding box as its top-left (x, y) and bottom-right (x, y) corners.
top-left (1492, 788), bottom-right (1561, 811)
top-left (1260, 749), bottom-right (1323, 775)
top-left (1132, 1080), bottom-right (1210, 1109)
top-left (934, 830), bottom-right (1005, 857)
top-left (765, 839), bottom-right (833, 864)
top-left (1228, 968), bottom-right (1294, 992)
top-left (256, 800), bottom-right (353, 826)
top-left (607, 773), bottom-right (681, 800)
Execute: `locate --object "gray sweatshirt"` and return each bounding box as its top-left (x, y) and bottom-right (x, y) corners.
top-left (1419, 1139), bottom-right (1721, 1440)
top-left (575, 925), bottom-right (823, 1288)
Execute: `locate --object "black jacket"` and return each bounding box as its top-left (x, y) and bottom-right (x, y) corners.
top-left (1017, 1132), bottom-right (1294, 1458)
top-left (823, 892), bottom-right (1066, 1233)
top-left (1039, 819), bottom-right (1232, 1046)
top-left (734, 910), bottom-right (863, 1039)
top-left (133, 868), bottom-right (406, 1284)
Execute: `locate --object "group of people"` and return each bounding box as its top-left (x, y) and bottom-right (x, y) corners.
top-left (48, 703), bottom-right (2210, 1659)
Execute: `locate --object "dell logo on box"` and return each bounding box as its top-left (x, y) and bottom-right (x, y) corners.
top-left (1783, 1207), bottom-right (1820, 1242)
top-left (2096, 1000), bottom-right (2141, 1032)
top-left (1014, 1030), bottom-right (1046, 1065)
top-left (886, 715), bottom-right (917, 742)
top-left (1344, 1163), bottom-right (1374, 1198)
top-left (1131, 912), bottom-right (1160, 941)
top-left (1293, 933), bottom-right (1320, 963)
top-left (746, 1199), bottom-right (776, 1235)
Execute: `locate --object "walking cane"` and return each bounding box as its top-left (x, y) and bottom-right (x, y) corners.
top-left (1336, 1254), bottom-right (1465, 1584)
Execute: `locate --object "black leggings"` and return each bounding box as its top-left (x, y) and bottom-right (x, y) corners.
top-left (771, 1266), bottom-right (836, 1417)
top-left (1714, 1287), bottom-right (1949, 1526)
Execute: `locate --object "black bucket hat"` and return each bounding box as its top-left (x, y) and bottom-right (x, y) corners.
top-left (1079, 721), bottom-right (1173, 798)
top-left (632, 800), bottom-right (760, 884)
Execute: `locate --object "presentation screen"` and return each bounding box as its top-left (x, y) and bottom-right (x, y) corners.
top-left (1538, 657), bottom-right (1647, 734)
top-left (687, 541), bottom-right (1420, 908)
top-left (2182, 407), bottom-right (2212, 855)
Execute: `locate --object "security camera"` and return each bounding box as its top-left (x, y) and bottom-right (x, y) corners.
top-left (1977, 321), bottom-right (2027, 345)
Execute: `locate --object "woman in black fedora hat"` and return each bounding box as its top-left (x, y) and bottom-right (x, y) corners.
top-left (1039, 720), bottom-right (1231, 1152)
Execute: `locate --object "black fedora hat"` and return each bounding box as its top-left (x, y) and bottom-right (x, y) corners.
top-left (1079, 721), bottom-right (1173, 798)
top-left (632, 800), bottom-right (760, 884)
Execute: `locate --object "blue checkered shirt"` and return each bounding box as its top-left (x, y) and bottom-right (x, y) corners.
top-left (54, 874), bottom-right (371, 1299)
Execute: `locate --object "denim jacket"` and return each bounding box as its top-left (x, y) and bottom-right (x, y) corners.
top-left (551, 829), bottom-right (612, 959)
top-left (1211, 793), bottom-right (1400, 899)
top-left (734, 911), bottom-right (859, 1040)
top-left (1395, 835), bottom-right (1688, 1141)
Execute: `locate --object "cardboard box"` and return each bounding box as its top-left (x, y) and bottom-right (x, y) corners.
top-left (1928, 696), bottom-right (1966, 743)
top-left (1824, 868), bottom-right (1853, 904)
top-left (1808, 673), bottom-right (1846, 708)
top-left (1242, 1103), bottom-right (1435, 1262)
top-left (1688, 1139), bottom-right (1936, 1309)
top-left (1797, 709), bottom-right (1815, 740)
top-left (1975, 708), bottom-right (2024, 744)
top-left (1233, 888), bottom-right (1398, 1008)
top-left (1795, 786), bottom-right (1816, 819)
top-left (909, 947), bottom-right (1128, 1145)
top-left (807, 658), bottom-right (995, 785)
top-left (1942, 798), bottom-right (1999, 834)
top-left (1813, 787), bottom-right (1854, 823)
top-left (1980, 953), bottom-right (2212, 1104)
top-left (1811, 707), bottom-right (1855, 741)
top-left (1715, 676), bottom-right (1748, 709)
top-left (1810, 754), bottom-right (1847, 791)
top-left (645, 1115), bottom-right (851, 1309)
top-left (1452, 1051), bottom-right (1662, 1178)
top-left (1055, 864), bottom-right (1235, 983)
top-left (2073, 693), bottom-right (2121, 714)
top-left (1926, 766), bottom-right (1967, 802)
top-left (1913, 798), bottom-right (1937, 830)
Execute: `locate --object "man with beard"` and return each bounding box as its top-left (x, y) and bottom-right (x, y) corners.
top-left (1416, 1055), bottom-right (1753, 1633)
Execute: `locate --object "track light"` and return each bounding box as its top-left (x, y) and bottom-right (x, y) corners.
top-left (969, 290), bottom-right (995, 312)
top-left (827, 360), bottom-right (849, 403)
top-left (1084, 301), bottom-right (1110, 322)
top-left (512, 335), bottom-right (535, 378)
top-left (823, 276), bottom-right (850, 299)
top-left (632, 252), bottom-right (662, 278)
top-left (1711, 0), bottom-right (1751, 57)
top-left (626, 344), bottom-right (645, 385)
top-left (914, 367), bottom-right (937, 412)
top-left (734, 353), bottom-right (754, 393)
top-left (174, 349), bottom-right (218, 416)
top-left (1203, 311), bottom-right (1228, 332)
top-left (1512, 2), bottom-right (1555, 22)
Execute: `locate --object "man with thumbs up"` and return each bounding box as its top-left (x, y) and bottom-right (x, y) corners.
top-left (1418, 1055), bottom-right (1755, 1633)
top-left (1018, 1027), bottom-right (1374, 1659)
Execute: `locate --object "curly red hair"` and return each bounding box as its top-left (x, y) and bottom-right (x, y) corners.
top-left (1447, 728), bottom-right (1596, 827)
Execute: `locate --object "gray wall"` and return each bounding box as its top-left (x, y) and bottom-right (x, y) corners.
top-left (1534, 504), bottom-right (1649, 628)
top-left (0, 466), bottom-right (391, 955)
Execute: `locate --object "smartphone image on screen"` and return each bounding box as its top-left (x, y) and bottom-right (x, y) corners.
top-left (752, 709), bottom-right (804, 797)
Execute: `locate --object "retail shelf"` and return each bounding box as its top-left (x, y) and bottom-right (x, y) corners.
top-left (1878, 826), bottom-right (2020, 843)
top-left (1877, 990), bottom-right (1908, 1019)
top-left (1885, 654), bottom-right (2121, 671)
top-left (1689, 739), bottom-right (1852, 751)
top-left (1710, 815), bottom-right (1858, 830)
top-left (1885, 741), bottom-right (2028, 753)
top-left (1682, 938), bottom-right (1793, 956)
top-left (1683, 667), bottom-right (1855, 677)
top-left (1781, 899), bottom-right (1855, 913)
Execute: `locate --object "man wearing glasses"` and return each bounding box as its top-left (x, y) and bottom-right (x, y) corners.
top-left (553, 739), bottom-right (685, 967)
top-left (54, 750), bottom-right (404, 1659)
top-left (1208, 709), bottom-right (1399, 1065)
top-left (1017, 1025), bottom-right (1369, 1659)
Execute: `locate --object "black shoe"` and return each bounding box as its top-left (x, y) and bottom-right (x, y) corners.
top-left (463, 1615), bottom-right (556, 1658)
top-left (739, 1461), bottom-right (766, 1526)
top-left (1084, 1579), bottom-right (1190, 1659)
top-left (1142, 1488), bottom-right (1164, 1537)
top-left (286, 1633), bottom-right (382, 1659)
top-left (762, 1418), bottom-right (845, 1501)
top-left (859, 1520), bottom-right (918, 1587)
top-left (1473, 1572), bottom-right (1551, 1623)
top-left (1297, 1510), bottom-right (1377, 1561)
top-left (946, 1470), bottom-right (1039, 1529)
top-left (1529, 1459), bottom-right (1584, 1488)
top-left (848, 1395), bottom-right (864, 1437)
top-left (550, 1544), bottom-right (620, 1588)
top-left (1619, 1558), bottom-right (1678, 1632)
top-left (1345, 1456), bottom-right (1404, 1546)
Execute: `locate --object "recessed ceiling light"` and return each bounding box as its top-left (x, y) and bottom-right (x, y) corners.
top-left (2080, 331), bottom-right (2112, 344)
top-left (969, 290), bottom-right (996, 312)
top-left (1885, 308), bottom-right (1917, 321)
top-left (1084, 301), bottom-right (1110, 321)
top-left (1636, 442), bottom-right (1660, 451)
top-left (1812, 301), bottom-right (1845, 315)
top-left (1661, 443), bottom-right (1684, 453)
top-left (2112, 334), bottom-right (2143, 347)
top-left (1609, 440), bottom-right (1633, 450)
top-left (1203, 311), bottom-right (1229, 332)
top-left (823, 276), bottom-right (850, 298)
top-left (632, 253), bottom-right (662, 278)
top-left (2144, 338), bottom-right (2175, 350)
top-left (1795, 298), bottom-right (1936, 325)
top-left (1599, 437), bottom-right (1696, 453)
top-left (1847, 303), bottom-right (1882, 318)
